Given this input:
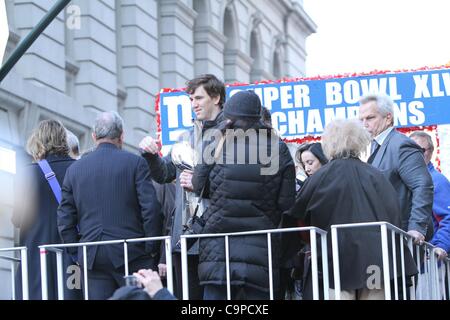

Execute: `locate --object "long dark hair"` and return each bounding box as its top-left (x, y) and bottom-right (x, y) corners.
top-left (296, 142), bottom-right (328, 169)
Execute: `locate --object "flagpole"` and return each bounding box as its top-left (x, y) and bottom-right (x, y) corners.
top-left (0, 0), bottom-right (71, 82)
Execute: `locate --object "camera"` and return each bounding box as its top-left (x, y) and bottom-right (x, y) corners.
top-left (124, 275), bottom-right (140, 287)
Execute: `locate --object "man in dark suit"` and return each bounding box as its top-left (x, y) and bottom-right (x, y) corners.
top-left (359, 94), bottom-right (434, 244)
top-left (57, 111), bottom-right (162, 300)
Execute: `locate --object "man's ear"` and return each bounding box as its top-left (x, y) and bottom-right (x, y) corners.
top-left (386, 112), bottom-right (394, 125)
top-left (92, 132), bottom-right (96, 142)
top-left (213, 95), bottom-right (221, 107)
top-left (118, 132), bottom-right (124, 146)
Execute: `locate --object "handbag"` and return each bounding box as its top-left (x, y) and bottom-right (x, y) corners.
top-left (182, 185), bottom-right (207, 235)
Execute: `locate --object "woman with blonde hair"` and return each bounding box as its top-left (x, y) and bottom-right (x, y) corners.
top-left (286, 119), bottom-right (417, 300)
top-left (12, 119), bottom-right (80, 299)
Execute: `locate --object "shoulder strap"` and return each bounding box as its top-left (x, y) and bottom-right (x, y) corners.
top-left (37, 159), bottom-right (62, 204)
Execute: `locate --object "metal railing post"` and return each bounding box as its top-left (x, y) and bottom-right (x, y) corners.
top-left (10, 261), bottom-right (16, 300)
top-left (380, 224), bottom-right (391, 300)
top-left (320, 232), bottom-right (330, 300)
top-left (56, 250), bottom-right (64, 300)
top-left (82, 246), bottom-right (88, 300)
top-left (391, 231), bottom-right (398, 300)
top-left (180, 237), bottom-right (189, 300)
top-left (399, 236), bottom-right (406, 300)
top-left (266, 233), bottom-right (273, 300)
top-left (415, 244), bottom-right (422, 299)
top-left (39, 248), bottom-right (48, 300)
top-left (165, 238), bottom-right (174, 294)
top-left (225, 235), bottom-right (231, 300)
top-left (20, 248), bottom-right (29, 300)
top-left (123, 241), bottom-right (129, 276)
top-left (407, 238), bottom-right (416, 300)
top-left (310, 229), bottom-right (319, 300)
top-left (430, 250), bottom-right (438, 300)
top-left (331, 227), bottom-right (340, 300)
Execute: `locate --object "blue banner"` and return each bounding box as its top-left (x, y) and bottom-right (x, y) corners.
top-left (158, 68), bottom-right (450, 146)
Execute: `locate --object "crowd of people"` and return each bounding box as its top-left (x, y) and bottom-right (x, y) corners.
top-left (11, 73), bottom-right (450, 300)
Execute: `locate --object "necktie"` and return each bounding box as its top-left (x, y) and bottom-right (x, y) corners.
top-left (370, 140), bottom-right (379, 155)
top-left (368, 140), bottom-right (380, 164)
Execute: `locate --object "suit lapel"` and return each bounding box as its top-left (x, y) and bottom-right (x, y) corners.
top-left (371, 129), bottom-right (396, 168)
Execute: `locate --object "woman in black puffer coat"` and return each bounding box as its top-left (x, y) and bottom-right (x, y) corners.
top-left (192, 90), bottom-right (295, 300)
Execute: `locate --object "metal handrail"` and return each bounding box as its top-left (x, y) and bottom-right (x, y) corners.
top-left (0, 246), bottom-right (28, 300)
top-left (38, 236), bottom-right (172, 300)
top-left (330, 221), bottom-right (449, 300)
top-left (180, 226), bottom-right (329, 300)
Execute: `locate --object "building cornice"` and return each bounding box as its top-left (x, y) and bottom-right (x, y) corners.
top-left (159, 0), bottom-right (198, 29)
top-left (290, 1), bottom-right (317, 35)
top-left (194, 26), bottom-right (228, 52)
top-left (224, 49), bottom-right (253, 74)
top-left (278, 0), bottom-right (317, 35)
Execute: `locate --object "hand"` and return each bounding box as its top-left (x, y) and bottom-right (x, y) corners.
top-left (433, 247), bottom-right (448, 261)
top-left (139, 136), bottom-right (161, 155)
top-left (179, 170), bottom-right (194, 192)
top-left (158, 263), bottom-right (167, 278)
top-left (407, 230), bottom-right (425, 245)
top-left (134, 269), bottom-right (163, 299)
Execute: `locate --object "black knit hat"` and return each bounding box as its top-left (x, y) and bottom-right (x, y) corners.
top-left (224, 90), bottom-right (262, 119)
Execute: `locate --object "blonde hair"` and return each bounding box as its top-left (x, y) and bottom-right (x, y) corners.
top-left (322, 119), bottom-right (370, 160)
top-left (26, 120), bottom-right (69, 161)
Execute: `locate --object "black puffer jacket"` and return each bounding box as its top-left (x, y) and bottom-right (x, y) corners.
top-left (192, 124), bottom-right (295, 292)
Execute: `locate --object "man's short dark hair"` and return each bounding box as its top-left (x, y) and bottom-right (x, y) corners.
top-left (186, 74), bottom-right (226, 108)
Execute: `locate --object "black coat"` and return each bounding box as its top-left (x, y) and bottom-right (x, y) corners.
top-left (57, 143), bottom-right (162, 269)
top-left (192, 127), bottom-right (296, 292)
top-left (152, 180), bottom-right (176, 264)
top-left (288, 158), bottom-right (417, 292)
top-left (12, 154), bottom-right (77, 300)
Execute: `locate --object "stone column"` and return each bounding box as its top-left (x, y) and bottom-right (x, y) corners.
top-left (13, 0), bottom-right (65, 92)
top-left (70, 0), bottom-right (117, 112)
top-left (193, 26), bottom-right (227, 78)
top-left (116, 0), bottom-right (160, 143)
top-left (158, 0), bottom-right (197, 88)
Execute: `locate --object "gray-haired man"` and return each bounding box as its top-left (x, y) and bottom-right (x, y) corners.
top-left (58, 111), bottom-right (162, 299)
top-left (359, 94), bottom-right (434, 244)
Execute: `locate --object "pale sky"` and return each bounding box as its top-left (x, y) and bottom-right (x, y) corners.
top-left (303, 0), bottom-right (450, 77)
